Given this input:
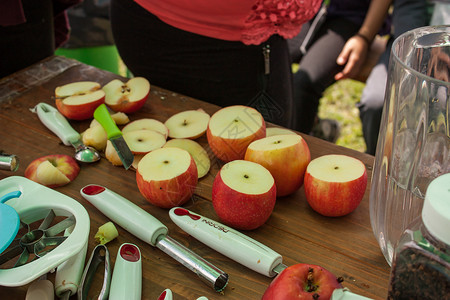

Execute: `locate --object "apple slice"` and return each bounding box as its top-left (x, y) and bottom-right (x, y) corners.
top-left (105, 140), bottom-right (123, 167)
top-left (212, 160), bottom-right (276, 230)
top-left (89, 112), bottom-right (130, 128)
top-left (163, 138), bottom-right (211, 178)
top-left (122, 118), bottom-right (169, 139)
top-left (103, 77), bottom-right (150, 113)
top-left (245, 134), bottom-right (311, 197)
top-left (82, 125), bottom-right (108, 151)
top-left (266, 127), bottom-right (297, 137)
top-left (136, 147), bottom-right (198, 208)
top-left (24, 154), bottom-right (80, 188)
top-left (55, 81), bottom-right (105, 120)
top-left (123, 129), bottom-right (166, 155)
top-left (207, 105), bottom-right (266, 162)
top-left (262, 263), bottom-right (343, 299)
top-left (164, 110), bottom-right (210, 139)
top-left (304, 154), bottom-right (367, 217)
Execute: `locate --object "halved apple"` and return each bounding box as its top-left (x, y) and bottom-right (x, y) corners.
top-left (207, 105), bottom-right (266, 162)
top-left (212, 160), bottom-right (276, 230)
top-left (136, 147), bottom-right (198, 208)
top-left (164, 110), bottom-right (210, 139)
top-left (266, 127), bottom-right (297, 137)
top-left (55, 81), bottom-right (105, 120)
top-left (163, 139), bottom-right (211, 178)
top-left (123, 129), bottom-right (166, 155)
top-left (304, 154), bottom-right (367, 217)
top-left (24, 154), bottom-right (80, 188)
top-left (122, 118), bottom-right (169, 139)
top-left (103, 77), bottom-right (150, 113)
top-left (245, 134), bottom-right (311, 197)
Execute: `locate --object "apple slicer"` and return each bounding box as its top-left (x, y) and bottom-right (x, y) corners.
top-left (0, 176), bottom-right (89, 287)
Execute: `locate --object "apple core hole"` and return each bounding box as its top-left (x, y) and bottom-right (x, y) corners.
top-left (334, 166), bottom-right (339, 170)
top-left (164, 160), bottom-right (169, 164)
top-left (244, 174), bottom-right (249, 179)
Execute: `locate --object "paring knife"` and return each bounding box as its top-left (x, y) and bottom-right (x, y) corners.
top-left (169, 207), bottom-right (287, 277)
top-left (93, 104), bottom-right (134, 169)
top-left (80, 185), bottom-right (229, 292)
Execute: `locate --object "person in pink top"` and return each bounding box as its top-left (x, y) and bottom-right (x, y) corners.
top-left (110, 0), bottom-right (322, 128)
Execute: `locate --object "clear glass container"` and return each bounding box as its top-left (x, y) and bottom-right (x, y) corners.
top-left (369, 25), bottom-right (450, 266)
top-left (387, 173), bottom-right (450, 299)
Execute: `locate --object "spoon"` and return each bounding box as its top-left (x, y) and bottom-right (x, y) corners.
top-left (35, 103), bottom-right (101, 163)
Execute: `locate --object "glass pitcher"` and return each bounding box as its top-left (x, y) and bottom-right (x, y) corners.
top-left (370, 25), bottom-right (450, 266)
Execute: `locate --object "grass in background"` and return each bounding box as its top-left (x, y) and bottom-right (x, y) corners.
top-left (318, 79), bottom-right (367, 153)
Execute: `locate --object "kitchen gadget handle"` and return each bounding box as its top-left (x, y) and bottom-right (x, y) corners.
top-left (35, 103), bottom-right (80, 146)
top-left (80, 184), bottom-right (168, 246)
top-left (93, 104), bottom-right (121, 139)
top-left (109, 243), bottom-right (142, 300)
top-left (169, 207), bottom-right (283, 277)
top-left (55, 239), bottom-right (88, 297)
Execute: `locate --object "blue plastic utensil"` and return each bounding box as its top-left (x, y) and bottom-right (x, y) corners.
top-left (0, 190), bottom-right (21, 254)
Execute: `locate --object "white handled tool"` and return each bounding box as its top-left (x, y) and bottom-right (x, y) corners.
top-left (109, 243), bottom-right (142, 300)
top-left (80, 185), bottom-right (229, 292)
top-left (54, 237), bottom-right (88, 299)
top-left (169, 207), bottom-right (287, 277)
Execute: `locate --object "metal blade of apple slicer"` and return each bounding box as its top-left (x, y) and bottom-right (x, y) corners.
top-left (0, 210), bottom-right (74, 268)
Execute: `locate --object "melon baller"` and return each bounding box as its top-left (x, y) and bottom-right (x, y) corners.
top-left (0, 176), bottom-right (90, 288)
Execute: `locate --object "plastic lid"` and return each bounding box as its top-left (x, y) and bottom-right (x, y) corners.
top-left (422, 173), bottom-right (450, 245)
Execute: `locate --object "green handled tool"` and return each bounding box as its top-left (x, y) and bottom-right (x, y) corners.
top-left (94, 104), bottom-right (134, 169)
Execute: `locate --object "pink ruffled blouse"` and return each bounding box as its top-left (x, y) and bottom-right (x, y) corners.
top-left (134, 0), bottom-right (322, 45)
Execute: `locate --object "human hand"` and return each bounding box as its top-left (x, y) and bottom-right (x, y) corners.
top-left (334, 35), bottom-right (370, 81)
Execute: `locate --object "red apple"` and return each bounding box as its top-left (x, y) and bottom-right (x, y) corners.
top-left (24, 154), bottom-right (80, 188)
top-left (262, 263), bottom-right (343, 300)
top-left (163, 139), bottom-right (211, 178)
top-left (136, 147), bottom-right (198, 208)
top-left (245, 134), bottom-right (311, 197)
top-left (103, 77), bottom-right (150, 113)
top-left (212, 160), bottom-right (276, 230)
top-left (207, 105), bottom-right (266, 162)
top-left (55, 81), bottom-right (105, 120)
top-left (304, 154), bottom-right (367, 217)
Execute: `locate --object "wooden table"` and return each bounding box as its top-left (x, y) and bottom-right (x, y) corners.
top-left (0, 56), bottom-right (391, 299)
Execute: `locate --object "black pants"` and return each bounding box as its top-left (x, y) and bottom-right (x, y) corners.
top-left (0, 0), bottom-right (54, 78)
top-left (110, 0), bottom-right (294, 128)
top-left (290, 17), bottom-right (360, 133)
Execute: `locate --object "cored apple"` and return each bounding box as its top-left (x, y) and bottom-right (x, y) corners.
top-left (103, 77), bottom-right (150, 113)
top-left (245, 134), bottom-right (311, 197)
top-left (163, 138), bottom-right (211, 178)
top-left (262, 263), bottom-right (343, 300)
top-left (136, 147), bottom-right (198, 208)
top-left (24, 154), bottom-right (80, 188)
top-left (207, 105), bottom-right (266, 162)
top-left (212, 160), bottom-right (276, 230)
top-left (164, 110), bottom-right (210, 139)
top-left (266, 127), bottom-right (297, 137)
top-left (304, 154), bottom-right (367, 217)
top-left (122, 118), bottom-right (169, 139)
top-left (123, 129), bottom-right (166, 155)
top-left (55, 81), bottom-right (105, 120)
